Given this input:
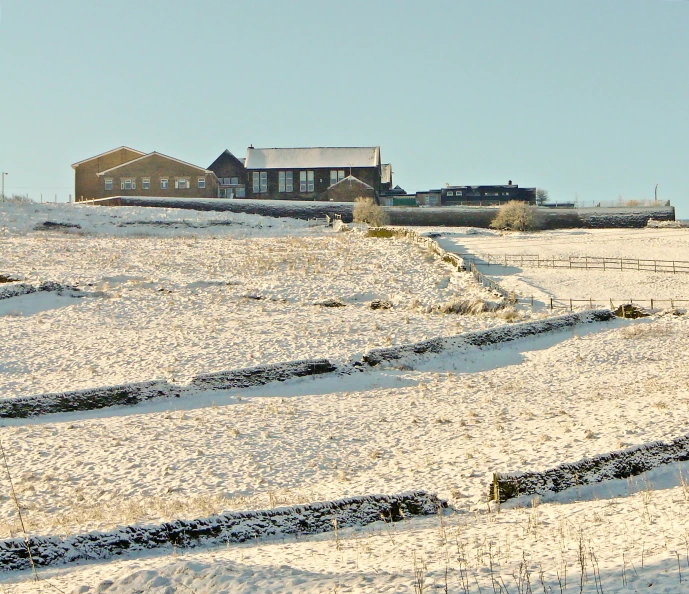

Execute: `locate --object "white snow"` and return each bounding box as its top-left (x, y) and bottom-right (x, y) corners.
top-left (3, 204), bottom-right (689, 592)
top-left (243, 146), bottom-right (381, 169)
top-left (431, 227), bottom-right (689, 306)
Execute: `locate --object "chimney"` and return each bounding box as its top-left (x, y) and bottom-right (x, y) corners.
top-left (248, 144), bottom-right (254, 149)
top-left (508, 180), bottom-right (513, 186)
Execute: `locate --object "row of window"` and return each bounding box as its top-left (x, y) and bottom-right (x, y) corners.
top-left (446, 190), bottom-right (513, 197)
top-left (105, 177), bottom-right (206, 191)
top-left (252, 170), bottom-right (347, 194)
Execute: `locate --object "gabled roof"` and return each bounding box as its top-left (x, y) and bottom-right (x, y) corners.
top-left (71, 146), bottom-right (146, 169)
top-left (96, 152), bottom-right (214, 176)
top-left (244, 146), bottom-right (381, 170)
top-left (381, 164), bottom-right (392, 184)
top-left (207, 149), bottom-right (246, 172)
top-left (327, 175), bottom-right (374, 190)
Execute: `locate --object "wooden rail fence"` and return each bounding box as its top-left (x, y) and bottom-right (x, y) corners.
top-left (457, 253), bottom-right (689, 275)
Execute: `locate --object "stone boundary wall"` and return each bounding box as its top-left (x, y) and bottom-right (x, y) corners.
top-left (490, 434), bottom-right (689, 503)
top-left (0, 359), bottom-right (338, 419)
top-left (85, 198), bottom-right (675, 229)
top-left (363, 310), bottom-right (615, 367)
top-left (0, 313), bottom-right (617, 418)
top-left (0, 491), bottom-right (444, 572)
top-left (0, 281), bottom-right (80, 301)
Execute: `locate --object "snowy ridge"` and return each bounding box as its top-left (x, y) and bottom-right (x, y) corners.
top-left (493, 435), bottom-right (689, 503)
top-left (0, 359), bottom-right (338, 419)
top-left (362, 309), bottom-right (615, 367)
top-left (0, 491), bottom-right (444, 572)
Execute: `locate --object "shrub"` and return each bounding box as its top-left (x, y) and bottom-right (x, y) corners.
top-left (490, 201), bottom-right (540, 231)
top-left (353, 197), bottom-right (388, 227)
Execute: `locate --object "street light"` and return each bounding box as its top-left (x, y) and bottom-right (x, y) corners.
top-left (1, 172), bottom-right (7, 202)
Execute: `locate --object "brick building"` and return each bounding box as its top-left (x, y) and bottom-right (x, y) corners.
top-left (242, 146), bottom-right (385, 201)
top-left (72, 148), bottom-right (219, 200)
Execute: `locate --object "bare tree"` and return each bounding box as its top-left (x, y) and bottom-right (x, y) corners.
top-left (536, 188), bottom-right (549, 206)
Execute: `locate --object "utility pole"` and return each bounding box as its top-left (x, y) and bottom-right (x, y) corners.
top-left (1, 172), bottom-right (7, 202)
top-left (655, 184), bottom-right (658, 202)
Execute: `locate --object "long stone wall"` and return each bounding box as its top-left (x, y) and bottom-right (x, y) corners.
top-left (491, 434), bottom-right (689, 503)
top-left (0, 491), bottom-right (444, 572)
top-left (86, 198), bottom-right (675, 229)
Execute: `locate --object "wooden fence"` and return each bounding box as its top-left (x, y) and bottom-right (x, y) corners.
top-left (457, 253), bottom-right (689, 275)
top-left (468, 263), bottom-right (516, 302)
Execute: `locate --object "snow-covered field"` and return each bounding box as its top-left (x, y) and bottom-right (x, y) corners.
top-left (2, 203), bottom-right (689, 592)
top-left (0, 203), bottom-right (511, 398)
top-left (433, 227), bottom-right (689, 305)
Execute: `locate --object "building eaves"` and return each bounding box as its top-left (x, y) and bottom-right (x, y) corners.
top-left (96, 152), bottom-right (214, 176)
top-left (327, 175), bottom-right (374, 190)
top-left (71, 146), bottom-right (146, 169)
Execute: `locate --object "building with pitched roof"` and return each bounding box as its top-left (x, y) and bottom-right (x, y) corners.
top-left (72, 148), bottom-right (219, 200)
top-left (242, 146), bottom-right (387, 201)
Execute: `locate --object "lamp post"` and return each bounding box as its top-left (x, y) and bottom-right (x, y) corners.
top-left (1, 172), bottom-right (7, 202)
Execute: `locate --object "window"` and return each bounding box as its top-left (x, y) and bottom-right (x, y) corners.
top-left (447, 191), bottom-right (454, 196)
top-left (198, 177), bottom-right (205, 189)
top-left (329, 170), bottom-right (345, 186)
top-left (176, 178), bottom-right (189, 190)
top-left (231, 177), bottom-right (239, 185)
top-left (300, 171), bottom-right (307, 192)
top-left (253, 172), bottom-right (260, 193)
top-left (142, 178), bottom-right (150, 190)
top-left (278, 171), bottom-right (294, 192)
top-left (260, 171), bottom-right (267, 193)
top-left (236, 186), bottom-right (246, 198)
top-left (299, 171), bottom-right (315, 191)
top-left (160, 178), bottom-right (168, 189)
top-left (121, 178), bottom-right (135, 191)
top-left (105, 178), bottom-right (113, 191)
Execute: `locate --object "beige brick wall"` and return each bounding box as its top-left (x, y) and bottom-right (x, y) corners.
top-left (96, 153), bottom-right (219, 199)
top-left (74, 148), bottom-right (144, 201)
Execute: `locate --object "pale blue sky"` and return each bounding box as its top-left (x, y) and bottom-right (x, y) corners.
top-left (0, 0), bottom-right (687, 216)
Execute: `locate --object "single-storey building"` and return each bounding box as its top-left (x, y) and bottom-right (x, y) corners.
top-left (441, 183), bottom-right (536, 206)
top-left (242, 146), bottom-right (386, 201)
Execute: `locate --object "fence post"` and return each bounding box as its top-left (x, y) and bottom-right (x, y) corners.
top-left (570, 298), bottom-right (573, 311)
top-left (610, 299), bottom-right (614, 310)
top-left (590, 298), bottom-right (593, 309)
top-left (673, 261), bottom-right (676, 274)
top-left (550, 297), bottom-right (553, 311)
top-left (651, 298), bottom-right (654, 310)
